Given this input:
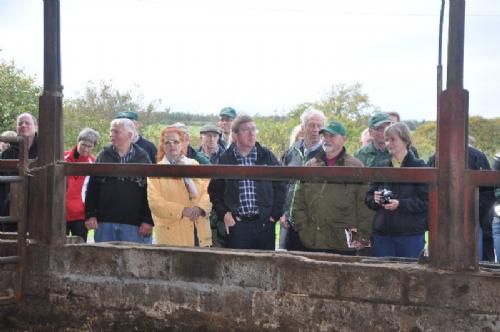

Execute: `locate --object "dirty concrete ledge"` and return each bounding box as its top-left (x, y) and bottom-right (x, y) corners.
top-left (1, 243), bottom-right (500, 331)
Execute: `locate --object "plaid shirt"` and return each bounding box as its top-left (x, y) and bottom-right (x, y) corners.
top-left (233, 146), bottom-right (259, 216)
top-left (113, 144), bottom-right (135, 163)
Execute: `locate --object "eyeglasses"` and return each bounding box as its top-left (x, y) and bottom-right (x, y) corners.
top-left (79, 142), bottom-right (94, 149)
top-left (164, 140), bottom-right (181, 145)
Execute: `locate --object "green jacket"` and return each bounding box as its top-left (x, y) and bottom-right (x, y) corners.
top-left (291, 148), bottom-right (374, 250)
top-left (354, 141), bottom-right (391, 167)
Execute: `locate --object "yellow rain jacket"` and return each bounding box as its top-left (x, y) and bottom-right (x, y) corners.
top-left (147, 157), bottom-right (212, 246)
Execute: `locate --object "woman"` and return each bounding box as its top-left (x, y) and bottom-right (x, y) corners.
top-left (365, 122), bottom-right (428, 258)
top-left (147, 126), bottom-right (212, 247)
top-left (64, 128), bottom-right (99, 242)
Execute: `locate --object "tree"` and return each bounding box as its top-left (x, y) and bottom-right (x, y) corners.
top-left (285, 83), bottom-right (379, 155)
top-left (63, 81), bottom-right (162, 151)
top-left (469, 116), bottom-right (500, 161)
top-left (0, 58), bottom-right (41, 132)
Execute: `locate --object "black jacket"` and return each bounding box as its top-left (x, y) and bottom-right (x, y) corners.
top-left (366, 150), bottom-right (428, 236)
top-left (208, 142), bottom-right (286, 222)
top-left (85, 144), bottom-right (153, 226)
top-left (427, 146), bottom-right (495, 232)
top-left (136, 135), bottom-right (157, 164)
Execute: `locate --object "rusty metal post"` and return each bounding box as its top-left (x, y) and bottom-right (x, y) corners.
top-left (29, 0), bottom-right (65, 246)
top-left (429, 0), bottom-right (476, 271)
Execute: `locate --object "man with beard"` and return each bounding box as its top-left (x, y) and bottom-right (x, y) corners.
top-left (292, 121), bottom-right (373, 254)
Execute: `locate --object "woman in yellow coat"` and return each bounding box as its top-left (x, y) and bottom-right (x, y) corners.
top-left (147, 126), bottom-right (212, 247)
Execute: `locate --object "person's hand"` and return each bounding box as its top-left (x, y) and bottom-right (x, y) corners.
top-left (223, 212), bottom-right (236, 235)
top-left (373, 191), bottom-right (382, 205)
top-left (182, 207), bottom-right (205, 222)
top-left (383, 199), bottom-right (399, 211)
top-left (139, 223), bottom-right (153, 237)
top-left (84, 217), bottom-right (98, 230)
top-left (279, 215), bottom-right (289, 229)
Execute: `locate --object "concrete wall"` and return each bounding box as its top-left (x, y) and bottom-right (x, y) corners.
top-left (3, 243), bottom-right (500, 331)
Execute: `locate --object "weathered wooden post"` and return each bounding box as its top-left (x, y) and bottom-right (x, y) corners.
top-left (29, 0), bottom-right (65, 246)
top-left (430, 0), bottom-right (477, 271)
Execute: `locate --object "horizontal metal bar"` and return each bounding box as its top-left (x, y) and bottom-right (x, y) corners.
top-left (0, 216), bottom-right (18, 224)
top-left (467, 169), bottom-right (500, 186)
top-left (0, 256), bottom-right (20, 265)
top-left (0, 160), bottom-right (22, 172)
top-left (0, 295), bottom-right (16, 305)
top-left (0, 232), bottom-right (18, 241)
top-left (63, 162), bottom-right (438, 184)
top-left (0, 176), bottom-right (24, 183)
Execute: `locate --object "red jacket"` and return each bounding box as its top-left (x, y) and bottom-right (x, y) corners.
top-left (64, 146), bottom-right (94, 222)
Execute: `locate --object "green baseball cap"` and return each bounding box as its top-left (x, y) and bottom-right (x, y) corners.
top-left (219, 107), bottom-right (237, 119)
top-left (199, 123), bottom-right (221, 135)
top-left (116, 111), bottom-right (139, 121)
top-left (319, 121), bottom-right (347, 137)
top-left (368, 112), bottom-right (391, 128)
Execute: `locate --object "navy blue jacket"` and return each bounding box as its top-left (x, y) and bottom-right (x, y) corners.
top-left (366, 150), bottom-right (428, 236)
top-left (208, 142), bottom-right (286, 222)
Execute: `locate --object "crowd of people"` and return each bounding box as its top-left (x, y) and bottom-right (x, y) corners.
top-left (0, 109), bottom-right (498, 261)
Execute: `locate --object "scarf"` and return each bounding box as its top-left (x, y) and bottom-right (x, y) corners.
top-left (162, 155), bottom-right (198, 200)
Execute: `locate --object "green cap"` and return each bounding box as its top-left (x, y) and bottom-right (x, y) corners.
top-left (200, 123), bottom-right (221, 135)
top-left (368, 112), bottom-right (391, 128)
top-left (116, 111), bottom-right (139, 121)
top-left (219, 107), bottom-right (237, 119)
top-left (320, 121), bottom-right (347, 137)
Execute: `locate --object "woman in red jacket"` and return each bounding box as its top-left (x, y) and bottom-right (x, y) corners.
top-left (64, 128), bottom-right (99, 242)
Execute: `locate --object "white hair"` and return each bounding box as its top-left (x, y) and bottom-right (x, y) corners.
top-left (110, 118), bottom-right (136, 137)
top-left (16, 112), bottom-right (38, 126)
top-left (300, 108), bottom-right (326, 126)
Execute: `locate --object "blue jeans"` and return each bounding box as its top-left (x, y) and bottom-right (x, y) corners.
top-left (372, 233), bottom-right (425, 258)
top-left (94, 222), bottom-right (152, 244)
top-left (492, 217), bottom-right (500, 263)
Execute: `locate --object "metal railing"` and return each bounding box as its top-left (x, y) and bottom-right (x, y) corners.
top-left (0, 136), bottom-right (29, 304)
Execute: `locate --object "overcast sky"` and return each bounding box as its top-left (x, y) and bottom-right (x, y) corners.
top-left (1, 0), bottom-right (499, 120)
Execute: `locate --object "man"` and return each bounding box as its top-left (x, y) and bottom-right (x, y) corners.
top-left (0, 113), bottom-right (39, 231)
top-left (198, 124), bottom-right (226, 247)
top-left (217, 107), bottom-right (237, 149)
top-left (116, 111), bottom-right (157, 163)
top-left (199, 123), bottom-right (225, 165)
top-left (292, 121), bottom-right (373, 254)
top-left (84, 118), bottom-right (153, 243)
top-left (428, 146), bottom-right (496, 261)
top-left (359, 128), bottom-right (371, 148)
top-left (354, 112), bottom-right (393, 167)
top-left (280, 108), bottom-right (325, 251)
top-left (171, 122), bottom-right (210, 164)
top-left (208, 115), bottom-right (286, 250)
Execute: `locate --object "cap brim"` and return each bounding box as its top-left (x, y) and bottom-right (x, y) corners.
top-left (372, 120), bottom-right (391, 127)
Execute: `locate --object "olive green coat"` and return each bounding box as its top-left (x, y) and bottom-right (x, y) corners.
top-left (291, 148), bottom-right (374, 250)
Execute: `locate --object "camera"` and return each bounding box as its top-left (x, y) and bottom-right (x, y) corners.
top-left (379, 189), bottom-right (393, 205)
